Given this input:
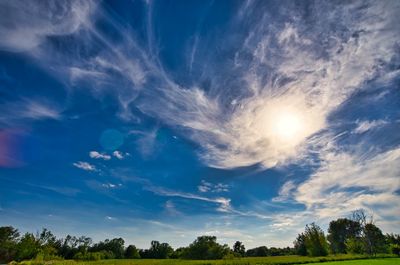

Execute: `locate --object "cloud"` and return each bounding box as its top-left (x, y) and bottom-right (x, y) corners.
top-left (272, 180), bottom-right (297, 202)
top-left (101, 183), bottom-right (122, 189)
top-left (292, 146), bottom-right (400, 228)
top-left (73, 161), bottom-right (96, 171)
top-left (135, 0), bottom-right (400, 169)
top-left (1, 0), bottom-right (399, 172)
top-left (113, 150), bottom-right (128, 160)
top-left (89, 151), bottom-right (111, 160)
top-left (0, 0), bottom-right (95, 52)
top-left (198, 180), bottom-right (229, 193)
top-left (0, 98), bottom-right (61, 126)
top-left (354, 120), bottom-right (388, 134)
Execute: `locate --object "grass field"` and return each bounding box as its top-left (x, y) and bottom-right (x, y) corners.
top-left (17, 255), bottom-right (399, 265)
top-left (309, 259), bottom-right (400, 265)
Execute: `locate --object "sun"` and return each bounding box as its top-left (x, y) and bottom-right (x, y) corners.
top-left (274, 111), bottom-right (303, 140)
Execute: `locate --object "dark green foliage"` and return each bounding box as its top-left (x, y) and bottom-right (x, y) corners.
top-left (182, 236), bottom-right (230, 259)
top-left (363, 223), bottom-right (387, 255)
top-left (15, 233), bottom-right (40, 261)
top-left (125, 245), bottom-right (140, 259)
top-left (233, 241), bottom-right (245, 257)
top-left (295, 223), bottom-right (328, 257)
top-left (327, 218), bottom-right (362, 254)
top-left (304, 223), bottom-right (329, 257)
top-left (90, 238), bottom-right (125, 258)
top-left (0, 219), bottom-right (395, 262)
top-left (345, 237), bottom-right (364, 254)
top-left (246, 246), bottom-right (269, 257)
top-left (0, 226), bottom-right (20, 263)
top-left (294, 233), bottom-right (307, 256)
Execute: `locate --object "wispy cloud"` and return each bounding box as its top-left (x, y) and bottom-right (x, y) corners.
top-left (0, 0), bottom-right (94, 52)
top-left (0, 98), bottom-right (61, 126)
top-left (354, 120), bottom-right (388, 134)
top-left (112, 150), bottom-right (128, 160)
top-left (73, 161), bottom-right (96, 171)
top-left (89, 151), bottom-right (111, 160)
top-left (102, 183), bottom-right (122, 189)
top-left (198, 180), bottom-right (229, 193)
top-left (1, 0), bottom-right (398, 170)
top-left (288, 146), bottom-right (400, 229)
top-left (272, 180), bottom-right (297, 202)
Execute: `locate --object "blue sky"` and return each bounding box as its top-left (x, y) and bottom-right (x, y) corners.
top-left (0, 0), bottom-right (399, 249)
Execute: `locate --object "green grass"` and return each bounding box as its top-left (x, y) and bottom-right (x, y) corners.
top-left (309, 258), bottom-right (400, 265)
top-left (17, 255), bottom-right (399, 265)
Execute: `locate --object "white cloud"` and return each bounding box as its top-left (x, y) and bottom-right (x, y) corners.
top-left (73, 161), bottom-right (96, 171)
top-left (105, 216), bottom-right (116, 221)
top-left (101, 183), bottom-right (121, 189)
top-left (89, 151), bottom-right (111, 160)
top-left (1, 0), bottom-right (399, 172)
top-left (113, 150), bottom-right (128, 160)
top-left (0, 0), bottom-right (95, 52)
top-left (0, 98), bottom-right (61, 126)
top-left (198, 180), bottom-right (229, 193)
top-left (293, 147), bottom-right (400, 228)
top-left (272, 180), bottom-right (297, 202)
top-left (354, 119), bottom-right (388, 134)
top-left (136, 0), bottom-right (400, 169)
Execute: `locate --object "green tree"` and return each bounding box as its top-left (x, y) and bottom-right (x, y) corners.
top-left (125, 244), bottom-right (140, 258)
top-left (0, 226), bottom-right (20, 263)
top-left (345, 237), bottom-right (364, 254)
top-left (327, 218), bottom-right (362, 253)
top-left (233, 241), bottom-right (245, 257)
top-left (294, 233), bottom-right (307, 256)
top-left (182, 236), bottom-right (230, 260)
top-left (15, 233), bottom-right (40, 261)
top-left (246, 246), bottom-right (268, 257)
top-left (303, 223), bottom-right (328, 257)
top-left (363, 223), bottom-right (386, 255)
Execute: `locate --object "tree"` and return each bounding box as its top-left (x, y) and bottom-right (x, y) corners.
top-left (182, 236), bottom-right (230, 260)
top-left (233, 241), bottom-right (245, 257)
top-left (0, 226), bottom-right (20, 263)
top-left (363, 223), bottom-right (386, 255)
top-left (125, 245), bottom-right (140, 259)
top-left (15, 233), bottom-right (40, 261)
top-left (294, 233), bottom-right (307, 256)
top-left (246, 246), bottom-right (268, 257)
top-left (303, 223), bottom-right (328, 257)
top-left (327, 218), bottom-right (362, 253)
top-left (345, 237), bottom-right (364, 254)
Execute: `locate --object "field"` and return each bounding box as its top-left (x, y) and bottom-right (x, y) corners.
top-left (17, 255), bottom-right (399, 265)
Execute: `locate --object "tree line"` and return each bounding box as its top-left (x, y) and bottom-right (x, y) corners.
top-left (293, 210), bottom-right (400, 257)
top-left (1, 211), bottom-right (399, 262)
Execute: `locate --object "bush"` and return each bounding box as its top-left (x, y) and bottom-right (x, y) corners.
top-left (389, 244), bottom-right (400, 256)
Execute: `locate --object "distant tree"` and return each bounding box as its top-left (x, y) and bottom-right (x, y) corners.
top-left (245, 246), bottom-right (269, 257)
top-left (150, 241), bottom-right (173, 259)
top-left (327, 218), bottom-right (362, 253)
top-left (125, 245), bottom-right (140, 259)
top-left (294, 233), bottom-right (307, 256)
top-left (182, 236), bottom-right (230, 260)
top-left (15, 233), bottom-right (40, 261)
top-left (0, 226), bottom-right (20, 263)
top-left (386, 234), bottom-right (400, 256)
top-left (233, 241), bottom-right (245, 257)
top-left (363, 223), bottom-right (386, 255)
top-left (170, 247), bottom-right (186, 259)
top-left (90, 238), bottom-right (124, 258)
top-left (345, 237), bottom-right (364, 254)
top-left (303, 223), bottom-right (328, 257)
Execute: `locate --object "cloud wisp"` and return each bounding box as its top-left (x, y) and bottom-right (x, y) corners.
top-left (1, 0), bottom-right (398, 170)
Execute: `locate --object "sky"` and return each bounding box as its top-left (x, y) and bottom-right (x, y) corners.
top-left (0, 0), bottom-right (399, 249)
